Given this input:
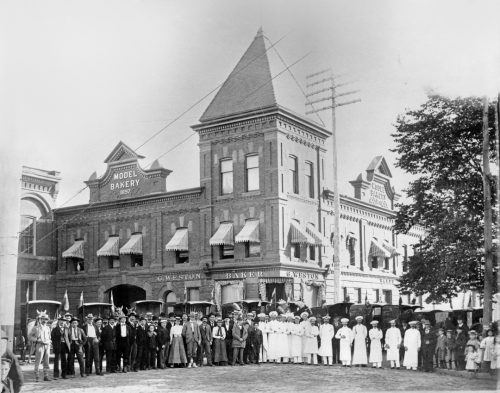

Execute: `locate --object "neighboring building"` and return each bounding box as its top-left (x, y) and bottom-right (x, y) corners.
top-left (15, 166), bottom-right (60, 334)
top-left (52, 29), bottom-right (423, 314)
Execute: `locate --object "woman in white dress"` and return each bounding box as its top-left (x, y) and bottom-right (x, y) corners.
top-left (368, 320), bottom-right (383, 368)
top-left (318, 315), bottom-right (335, 365)
top-left (289, 316), bottom-right (303, 363)
top-left (335, 318), bottom-right (354, 366)
top-left (303, 317), bottom-right (319, 365)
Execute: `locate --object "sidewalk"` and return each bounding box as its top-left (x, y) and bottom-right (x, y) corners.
top-left (434, 367), bottom-right (497, 381)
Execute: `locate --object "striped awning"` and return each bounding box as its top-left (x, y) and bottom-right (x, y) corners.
top-left (209, 222), bottom-right (234, 246)
top-left (382, 240), bottom-right (400, 257)
top-left (62, 240), bottom-right (85, 259)
top-left (165, 228), bottom-right (189, 251)
top-left (290, 220), bottom-right (315, 245)
top-left (235, 219), bottom-right (260, 243)
top-left (306, 223), bottom-right (330, 247)
top-left (120, 233), bottom-right (143, 255)
top-left (369, 238), bottom-right (391, 258)
top-left (96, 236), bottom-right (120, 257)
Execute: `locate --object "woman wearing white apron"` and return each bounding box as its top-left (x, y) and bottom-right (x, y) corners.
top-left (318, 315), bottom-right (335, 365)
top-left (335, 318), bottom-right (354, 366)
top-left (368, 320), bottom-right (383, 368)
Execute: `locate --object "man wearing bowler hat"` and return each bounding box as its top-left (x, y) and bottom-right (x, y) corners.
top-left (83, 314), bottom-right (102, 376)
top-left (51, 316), bottom-right (71, 379)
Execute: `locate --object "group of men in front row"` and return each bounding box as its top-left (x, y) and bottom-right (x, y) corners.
top-left (28, 309), bottom-right (497, 382)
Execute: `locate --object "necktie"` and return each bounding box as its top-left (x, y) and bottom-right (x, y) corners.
top-left (218, 327), bottom-right (221, 336)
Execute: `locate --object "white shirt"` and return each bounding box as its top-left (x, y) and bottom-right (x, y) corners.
top-left (87, 324), bottom-right (96, 338)
top-left (120, 323), bottom-right (127, 337)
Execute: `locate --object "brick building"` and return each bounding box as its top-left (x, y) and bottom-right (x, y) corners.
top-left (15, 166), bottom-right (60, 334)
top-left (53, 29), bottom-right (422, 315)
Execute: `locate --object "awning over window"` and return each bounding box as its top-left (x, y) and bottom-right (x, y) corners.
top-left (209, 222), bottom-right (234, 246)
top-left (306, 223), bottom-right (330, 247)
top-left (235, 219), bottom-right (260, 243)
top-left (369, 238), bottom-right (391, 258)
top-left (96, 236), bottom-right (120, 257)
top-left (290, 220), bottom-right (315, 245)
top-left (120, 233), bottom-right (143, 255)
top-left (382, 240), bottom-right (400, 257)
top-left (165, 228), bottom-right (189, 251)
top-left (62, 240), bottom-right (85, 259)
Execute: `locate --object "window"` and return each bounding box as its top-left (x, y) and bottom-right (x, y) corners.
top-left (245, 154), bottom-right (259, 191)
top-left (383, 290), bottom-right (393, 305)
top-left (221, 284), bottom-right (241, 304)
top-left (403, 245), bottom-right (408, 272)
top-left (292, 244), bottom-right (301, 259)
top-left (374, 289), bottom-right (380, 303)
top-left (164, 291), bottom-right (176, 314)
top-left (266, 283), bottom-right (285, 302)
top-left (188, 288), bottom-right (200, 302)
top-left (357, 288), bottom-right (362, 304)
top-left (343, 287), bottom-right (348, 302)
top-left (349, 238), bottom-right (356, 266)
top-left (309, 245), bottom-right (316, 261)
top-left (67, 257), bottom-right (85, 272)
top-left (101, 256), bottom-right (119, 269)
top-left (289, 155), bottom-right (298, 194)
top-left (19, 216), bottom-right (35, 255)
top-left (131, 254), bottom-right (143, 267)
top-left (371, 256), bottom-right (378, 269)
top-left (220, 244), bottom-right (234, 259)
top-left (20, 280), bottom-right (35, 303)
top-left (176, 250), bottom-right (189, 264)
top-left (245, 242), bottom-right (260, 257)
top-left (305, 161), bottom-right (314, 198)
top-left (220, 159), bottom-right (233, 195)
top-left (384, 257), bottom-right (390, 270)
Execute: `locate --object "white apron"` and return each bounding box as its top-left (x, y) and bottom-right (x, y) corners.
top-left (352, 324), bottom-right (368, 365)
top-left (368, 328), bottom-right (383, 363)
top-left (403, 328), bottom-right (421, 368)
top-left (335, 326), bottom-right (353, 362)
top-left (385, 327), bottom-right (402, 361)
top-left (318, 323), bottom-right (334, 357)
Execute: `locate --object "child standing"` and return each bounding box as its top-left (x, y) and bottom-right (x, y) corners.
top-left (435, 328), bottom-right (446, 368)
top-left (465, 344), bottom-right (480, 375)
top-left (479, 329), bottom-right (495, 373)
top-left (146, 324), bottom-right (157, 369)
top-left (444, 329), bottom-right (456, 369)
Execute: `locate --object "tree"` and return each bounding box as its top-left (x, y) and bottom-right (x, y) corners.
top-left (392, 95), bottom-right (497, 304)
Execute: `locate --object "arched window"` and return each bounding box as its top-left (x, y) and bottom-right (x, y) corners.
top-left (164, 291), bottom-right (177, 315)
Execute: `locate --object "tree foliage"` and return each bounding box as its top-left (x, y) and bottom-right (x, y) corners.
top-left (392, 95), bottom-right (497, 303)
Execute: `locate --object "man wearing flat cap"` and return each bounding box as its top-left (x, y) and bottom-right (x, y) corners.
top-left (51, 316), bottom-right (71, 379)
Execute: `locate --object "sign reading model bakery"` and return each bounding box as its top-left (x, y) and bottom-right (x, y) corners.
top-left (349, 156), bottom-right (400, 210)
top-left (85, 141), bottom-right (172, 203)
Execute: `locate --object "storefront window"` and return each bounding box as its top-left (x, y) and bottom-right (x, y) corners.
top-left (383, 290), bottom-right (393, 305)
top-left (266, 283), bottom-right (285, 302)
top-left (164, 291), bottom-right (176, 315)
top-left (221, 284), bottom-right (241, 304)
top-left (303, 285), bottom-right (319, 307)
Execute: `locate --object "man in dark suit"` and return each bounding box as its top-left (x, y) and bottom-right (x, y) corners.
top-left (95, 318), bottom-right (105, 374)
top-left (82, 314), bottom-right (102, 376)
top-left (135, 317), bottom-right (148, 371)
top-left (224, 315), bottom-right (234, 364)
top-left (127, 313), bottom-right (138, 372)
top-left (208, 314), bottom-right (217, 363)
top-left (115, 315), bottom-right (131, 372)
top-left (332, 317), bottom-right (341, 364)
top-left (243, 313), bottom-right (256, 364)
top-left (182, 312), bottom-right (201, 368)
top-left (156, 318), bottom-right (170, 369)
top-left (51, 317), bottom-right (71, 379)
top-left (68, 318), bottom-right (87, 377)
top-left (231, 318), bottom-right (248, 366)
top-left (199, 317), bottom-right (213, 367)
top-left (101, 315), bottom-right (117, 373)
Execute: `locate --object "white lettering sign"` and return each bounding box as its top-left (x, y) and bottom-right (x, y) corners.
top-left (110, 170), bottom-right (140, 191)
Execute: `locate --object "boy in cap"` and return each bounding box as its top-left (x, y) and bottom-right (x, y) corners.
top-left (385, 320), bottom-right (402, 369)
top-left (335, 318), bottom-right (354, 366)
top-left (199, 317), bottom-right (213, 367)
top-left (29, 311), bottom-right (52, 382)
top-left (352, 316), bottom-right (368, 366)
top-left (434, 328), bottom-right (446, 368)
top-left (445, 329), bottom-right (456, 369)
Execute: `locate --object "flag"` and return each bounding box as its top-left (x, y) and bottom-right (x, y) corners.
top-left (210, 286), bottom-right (215, 303)
top-left (110, 290), bottom-right (115, 312)
top-left (62, 290), bottom-right (69, 312)
top-left (26, 286), bottom-right (29, 304)
top-left (183, 285), bottom-right (188, 304)
top-left (365, 290), bottom-right (369, 306)
top-left (271, 288), bottom-right (276, 300)
top-left (79, 291), bottom-right (84, 308)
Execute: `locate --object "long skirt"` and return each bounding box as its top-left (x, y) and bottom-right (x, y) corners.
top-left (168, 336), bottom-right (187, 364)
top-left (213, 339), bottom-right (228, 363)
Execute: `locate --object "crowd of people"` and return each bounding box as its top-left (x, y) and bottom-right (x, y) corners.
top-left (22, 309), bottom-right (500, 383)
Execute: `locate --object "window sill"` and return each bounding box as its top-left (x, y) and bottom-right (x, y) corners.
top-left (217, 194), bottom-right (234, 201)
top-left (242, 190), bottom-right (261, 197)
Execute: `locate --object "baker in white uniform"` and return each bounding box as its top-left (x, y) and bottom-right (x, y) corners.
top-left (318, 315), bottom-right (334, 366)
top-left (368, 320), bottom-right (383, 368)
top-left (403, 320), bottom-right (421, 371)
top-left (334, 318), bottom-right (354, 367)
top-left (385, 319), bottom-right (402, 369)
top-left (352, 316), bottom-right (368, 366)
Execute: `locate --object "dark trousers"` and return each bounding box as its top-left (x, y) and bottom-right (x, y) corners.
top-left (146, 348), bottom-right (156, 368)
top-left (129, 342), bottom-right (137, 370)
top-left (199, 340), bottom-right (212, 366)
top-left (136, 345), bottom-right (146, 370)
top-left (104, 349), bottom-right (116, 372)
top-left (422, 348), bottom-right (434, 372)
top-left (53, 346), bottom-right (69, 378)
top-left (85, 339), bottom-right (100, 374)
top-left (243, 344), bottom-right (251, 363)
top-left (225, 339), bottom-right (233, 363)
top-left (99, 345), bottom-right (105, 372)
top-left (455, 353), bottom-right (466, 370)
top-left (69, 342), bottom-right (86, 376)
top-left (157, 343), bottom-right (169, 368)
top-left (250, 343), bottom-right (261, 363)
top-left (332, 339), bottom-right (340, 363)
top-left (116, 339), bottom-right (130, 371)
top-left (232, 347), bottom-right (244, 365)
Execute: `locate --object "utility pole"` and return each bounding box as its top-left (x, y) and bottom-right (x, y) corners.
top-left (482, 96), bottom-right (493, 326)
top-left (495, 94), bottom-right (500, 319)
top-left (305, 69), bottom-right (360, 303)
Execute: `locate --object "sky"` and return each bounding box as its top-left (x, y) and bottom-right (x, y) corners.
top-left (1, 0), bottom-right (499, 209)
